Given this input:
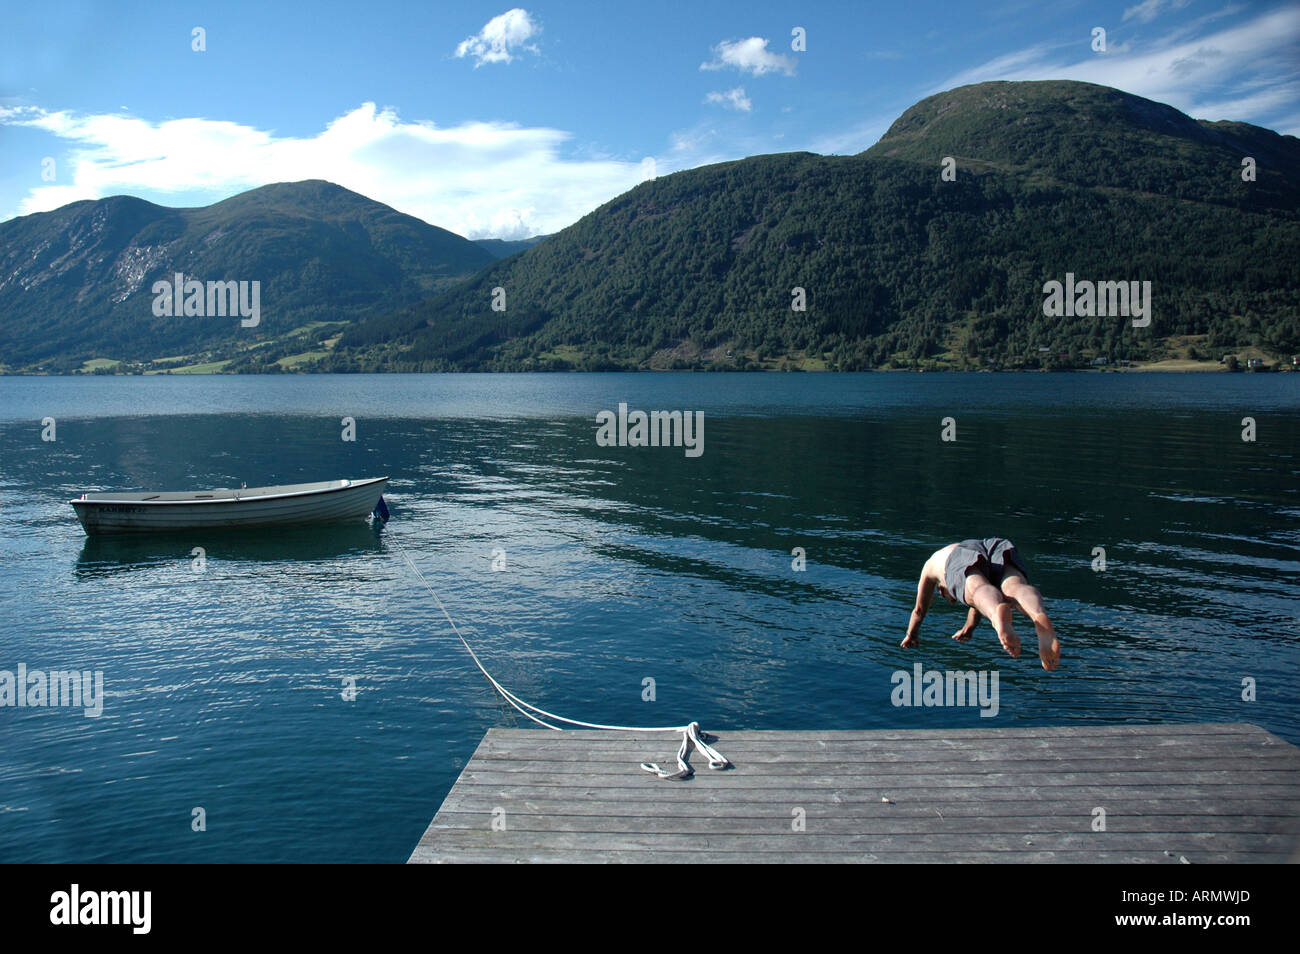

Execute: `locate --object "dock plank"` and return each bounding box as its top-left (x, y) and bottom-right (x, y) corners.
top-left (408, 722), bottom-right (1300, 863)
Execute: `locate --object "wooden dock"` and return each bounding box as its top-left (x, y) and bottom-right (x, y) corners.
top-left (408, 722), bottom-right (1300, 863)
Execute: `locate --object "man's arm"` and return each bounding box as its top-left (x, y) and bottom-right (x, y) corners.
top-left (901, 571), bottom-right (936, 648)
top-left (952, 606), bottom-right (980, 641)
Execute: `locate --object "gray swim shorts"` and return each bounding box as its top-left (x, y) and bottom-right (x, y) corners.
top-left (944, 538), bottom-right (1029, 606)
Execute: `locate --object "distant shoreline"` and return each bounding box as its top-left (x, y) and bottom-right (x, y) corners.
top-left (2, 365), bottom-right (1293, 377)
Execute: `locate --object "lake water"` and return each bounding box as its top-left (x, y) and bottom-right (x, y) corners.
top-left (1, 372), bottom-right (1297, 862)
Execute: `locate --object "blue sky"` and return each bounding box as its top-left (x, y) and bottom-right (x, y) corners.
top-left (1, 0), bottom-right (1297, 238)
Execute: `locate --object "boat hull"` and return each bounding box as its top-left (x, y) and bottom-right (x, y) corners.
top-left (71, 478), bottom-right (388, 535)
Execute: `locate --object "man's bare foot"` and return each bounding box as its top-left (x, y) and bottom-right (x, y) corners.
top-left (901, 633), bottom-right (919, 648)
top-left (951, 628), bottom-right (973, 642)
top-left (992, 604), bottom-right (1020, 658)
top-left (1033, 614), bottom-right (1061, 671)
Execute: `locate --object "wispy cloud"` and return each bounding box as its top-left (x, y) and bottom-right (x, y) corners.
top-left (806, 114), bottom-right (896, 155)
top-left (661, 120), bottom-right (774, 173)
top-left (704, 87), bottom-right (753, 112)
top-left (701, 37), bottom-right (796, 77)
top-left (932, 5), bottom-right (1300, 134)
top-left (454, 8), bottom-right (540, 67)
top-left (0, 103), bottom-right (646, 238)
top-left (1123, 0), bottom-right (1190, 24)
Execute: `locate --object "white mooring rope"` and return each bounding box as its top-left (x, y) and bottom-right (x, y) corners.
top-left (386, 527), bottom-right (729, 780)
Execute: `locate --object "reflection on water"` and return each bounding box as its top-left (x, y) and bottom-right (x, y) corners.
top-left (0, 372), bottom-right (1297, 862)
top-left (74, 522), bottom-right (384, 579)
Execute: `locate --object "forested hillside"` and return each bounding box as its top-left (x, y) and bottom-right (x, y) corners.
top-left (336, 81), bottom-right (1299, 371)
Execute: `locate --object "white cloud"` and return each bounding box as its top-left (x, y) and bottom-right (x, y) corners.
top-left (0, 102), bottom-right (646, 238)
top-left (704, 87), bottom-right (753, 112)
top-left (931, 5), bottom-right (1300, 134)
top-left (701, 37), bottom-right (796, 77)
top-left (1123, 0), bottom-right (1189, 24)
top-left (454, 8), bottom-right (539, 67)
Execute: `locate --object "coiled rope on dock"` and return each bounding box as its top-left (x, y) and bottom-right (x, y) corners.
top-left (387, 528), bottom-right (729, 780)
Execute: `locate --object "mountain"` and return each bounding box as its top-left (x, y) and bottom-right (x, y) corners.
top-left (0, 180), bottom-right (494, 371)
top-left (338, 80), bottom-right (1300, 372)
top-left (475, 235), bottom-right (551, 259)
top-left (865, 80), bottom-right (1298, 212)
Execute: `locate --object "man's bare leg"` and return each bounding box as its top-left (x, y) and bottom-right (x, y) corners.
top-left (964, 572), bottom-right (1020, 658)
top-left (1001, 572), bottom-right (1060, 671)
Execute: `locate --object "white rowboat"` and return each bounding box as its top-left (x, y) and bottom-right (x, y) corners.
top-left (70, 477), bottom-right (389, 535)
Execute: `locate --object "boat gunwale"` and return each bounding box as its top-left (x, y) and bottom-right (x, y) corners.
top-left (69, 476), bottom-right (388, 508)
